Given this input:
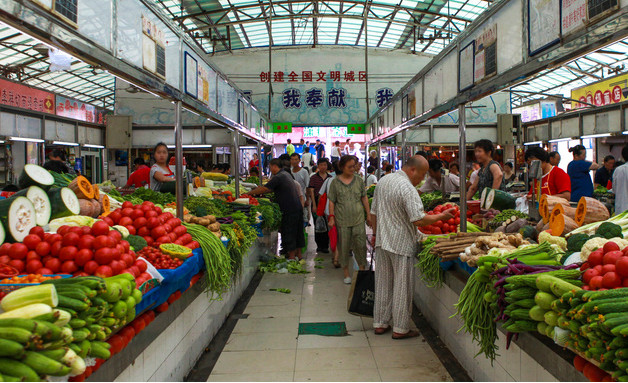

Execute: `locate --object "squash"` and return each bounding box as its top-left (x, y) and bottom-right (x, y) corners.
top-left (539, 195), bottom-right (570, 223)
top-left (549, 204), bottom-right (580, 236)
top-left (78, 199), bottom-right (94, 217)
top-left (193, 177), bottom-right (201, 188)
top-left (99, 194), bottom-right (110, 214)
top-left (90, 199), bottom-right (102, 217)
top-left (68, 176), bottom-right (94, 199)
top-left (575, 197), bottom-right (610, 226)
top-left (92, 185), bottom-right (100, 201)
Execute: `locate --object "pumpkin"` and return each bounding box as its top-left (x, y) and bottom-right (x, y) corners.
top-left (549, 204), bottom-right (580, 236)
top-left (92, 185), bottom-right (100, 201)
top-left (99, 194), bottom-right (110, 214)
top-left (539, 195), bottom-right (570, 223)
top-left (68, 176), bottom-right (95, 199)
top-left (575, 197), bottom-right (610, 226)
top-left (78, 199), bottom-right (95, 217)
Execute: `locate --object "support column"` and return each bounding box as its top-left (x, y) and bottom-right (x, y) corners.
top-left (377, 141), bottom-right (382, 180)
top-left (233, 131), bottom-right (241, 198)
top-left (401, 131), bottom-right (407, 166)
top-left (174, 101), bottom-right (184, 219)
top-left (458, 104), bottom-right (467, 232)
top-left (257, 141), bottom-right (263, 186)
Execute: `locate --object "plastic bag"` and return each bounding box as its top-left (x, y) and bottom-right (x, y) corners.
top-left (315, 216), bottom-right (328, 233)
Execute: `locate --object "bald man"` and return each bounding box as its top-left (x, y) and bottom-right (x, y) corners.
top-left (370, 155), bottom-right (455, 339)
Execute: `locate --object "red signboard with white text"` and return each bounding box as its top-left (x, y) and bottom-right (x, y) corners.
top-left (0, 78), bottom-right (55, 114)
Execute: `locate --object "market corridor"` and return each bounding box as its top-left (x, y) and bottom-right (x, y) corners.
top-left (207, 234), bottom-right (453, 382)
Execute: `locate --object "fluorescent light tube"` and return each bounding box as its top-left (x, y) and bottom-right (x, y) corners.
top-left (83, 144), bottom-right (105, 149)
top-left (548, 138), bottom-right (571, 143)
top-left (53, 141), bottom-right (79, 146)
top-left (10, 137), bottom-right (44, 143)
top-left (581, 133), bottom-right (611, 139)
top-left (167, 144), bottom-right (213, 149)
top-left (523, 141), bottom-right (543, 146)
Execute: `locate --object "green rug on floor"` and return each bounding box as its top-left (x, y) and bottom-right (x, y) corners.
top-left (298, 322), bottom-right (348, 336)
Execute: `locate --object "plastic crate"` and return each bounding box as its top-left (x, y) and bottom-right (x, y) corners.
top-left (0, 274), bottom-right (73, 294)
top-left (135, 284), bottom-right (162, 315)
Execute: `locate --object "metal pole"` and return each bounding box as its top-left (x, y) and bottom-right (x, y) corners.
top-left (377, 141), bottom-right (382, 179)
top-left (401, 131), bottom-right (407, 166)
top-left (458, 104), bottom-right (467, 232)
top-left (233, 131), bottom-right (241, 198)
top-left (364, 13), bottom-right (369, 118)
top-left (174, 101), bottom-right (184, 219)
top-left (257, 141), bottom-right (263, 187)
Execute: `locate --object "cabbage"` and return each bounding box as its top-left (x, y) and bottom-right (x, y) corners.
top-left (48, 216), bottom-right (97, 232)
top-left (195, 187), bottom-right (214, 198)
top-left (112, 225), bottom-right (130, 238)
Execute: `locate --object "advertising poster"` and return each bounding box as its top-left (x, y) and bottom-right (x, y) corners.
top-left (459, 42), bottom-right (475, 91)
top-left (55, 95), bottom-right (105, 123)
top-left (561, 0), bottom-right (587, 36)
top-left (528, 0), bottom-right (561, 55)
top-left (0, 78), bottom-right (55, 114)
top-left (571, 73), bottom-right (628, 108)
top-left (184, 52), bottom-right (198, 98)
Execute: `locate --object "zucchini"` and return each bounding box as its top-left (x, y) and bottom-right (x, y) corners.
top-left (0, 339), bottom-right (24, 358)
top-left (0, 358), bottom-right (40, 382)
top-left (47, 187), bottom-right (80, 220)
top-left (534, 291), bottom-right (555, 310)
top-left (583, 288), bottom-right (628, 302)
top-left (0, 319), bottom-right (58, 340)
top-left (13, 186), bottom-right (50, 226)
top-left (18, 164), bottom-right (54, 190)
top-left (544, 311), bottom-right (559, 327)
top-left (0, 327), bottom-right (34, 344)
top-left (0, 304), bottom-right (52, 320)
top-left (0, 197), bottom-right (36, 243)
top-left (0, 285), bottom-right (58, 312)
top-left (529, 305), bottom-right (547, 322)
top-left (485, 188), bottom-right (516, 210)
top-left (21, 351), bottom-right (71, 376)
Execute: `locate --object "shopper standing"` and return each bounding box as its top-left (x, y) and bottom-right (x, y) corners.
top-left (419, 159), bottom-right (460, 194)
top-left (249, 159), bottom-right (305, 260)
top-left (314, 139), bottom-right (326, 161)
top-left (149, 142), bottom-right (175, 192)
top-left (368, 150), bottom-right (379, 170)
top-left (308, 159), bottom-right (331, 253)
top-left (466, 161), bottom-right (481, 190)
top-left (370, 155), bottom-right (455, 338)
top-left (328, 156), bottom-right (372, 283)
top-left (343, 139), bottom-right (351, 156)
top-left (594, 155), bottom-right (615, 189)
top-left (286, 139), bottom-right (295, 156)
top-left (301, 147), bottom-right (314, 173)
top-left (613, 145), bottom-right (628, 214)
top-left (331, 141), bottom-right (342, 163)
top-left (567, 144), bottom-right (600, 202)
top-left (291, 153), bottom-right (311, 225)
top-left (466, 140), bottom-right (505, 200)
top-left (366, 166), bottom-right (378, 187)
top-left (249, 153), bottom-right (260, 173)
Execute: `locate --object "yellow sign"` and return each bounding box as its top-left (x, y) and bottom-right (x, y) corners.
top-left (571, 73), bottom-right (628, 108)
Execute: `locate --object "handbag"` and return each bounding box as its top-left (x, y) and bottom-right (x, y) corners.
top-left (315, 216), bottom-right (328, 233)
top-left (329, 225), bottom-right (338, 251)
top-left (347, 257), bottom-right (375, 317)
top-left (316, 193), bottom-right (327, 216)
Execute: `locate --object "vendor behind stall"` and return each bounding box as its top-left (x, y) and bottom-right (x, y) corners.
top-left (594, 155), bottom-right (615, 189)
top-left (466, 139), bottom-right (505, 200)
top-left (125, 158), bottom-right (151, 188)
top-left (525, 146), bottom-right (571, 201)
top-left (419, 159), bottom-right (460, 195)
top-left (567, 144), bottom-right (600, 202)
top-left (43, 149), bottom-right (72, 174)
top-left (149, 142), bottom-right (175, 192)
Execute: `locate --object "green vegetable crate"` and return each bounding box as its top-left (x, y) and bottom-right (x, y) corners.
top-left (0, 274), bottom-right (72, 294)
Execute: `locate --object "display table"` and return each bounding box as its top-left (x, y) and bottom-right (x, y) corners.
top-left (414, 263), bottom-right (587, 382)
top-left (87, 232), bottom-right (278, 382)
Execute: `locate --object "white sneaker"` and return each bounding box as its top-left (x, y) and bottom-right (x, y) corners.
top-left (343, 277), bottom-right (352, 284)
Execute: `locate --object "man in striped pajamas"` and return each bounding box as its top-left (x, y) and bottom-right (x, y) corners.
top-left (370, 155), bottom-right (455, 339)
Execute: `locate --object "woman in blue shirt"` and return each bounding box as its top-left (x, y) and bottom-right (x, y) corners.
top-left (567, 144), bottom-right (600, 202)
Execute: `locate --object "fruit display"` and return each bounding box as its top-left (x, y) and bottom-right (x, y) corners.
top-left (419, 203), bottom-right (467, 235)
top-left (137, 247), bottom-right (184, 270)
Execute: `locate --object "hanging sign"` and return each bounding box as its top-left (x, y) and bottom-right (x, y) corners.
top-left (570, 73), bottom-right (628, 108)
top-left (459, 42), bottom-right (475, 91)
top-left (561, 0), bottom-right (587, 36)
top-left (272, 122), bottom-right (292, 133)
top-left (55, 95), bottom-right (106, 124)
top-left (347, 124), bottom-right (365, 134)
top-left (528, 0), bottom-right (561, 55)
top-left (0, 78), bottom-right (55, 114)
top-left (141, 15), bottom-right (166, 78)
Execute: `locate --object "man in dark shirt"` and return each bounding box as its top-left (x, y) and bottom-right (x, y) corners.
top-left (594, 155), bottom-right (615, 189)
top-left (249, 158), bottom-right (305, 260)
top-left (314, 139), bottom-right (326, 161)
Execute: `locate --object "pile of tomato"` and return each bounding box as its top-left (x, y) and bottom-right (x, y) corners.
top-left (0, 222), bottom-right (143, 278)
top-left (581, 242), bottom-right (628, 290)
top-left (419, 204), bottom-right (470, 235)
top-left (0, 274), bottom-right (63, 284)
top-left (137, 247), bottom-right (183, 270)
top-left (102, 201), bottom-right (199, 249)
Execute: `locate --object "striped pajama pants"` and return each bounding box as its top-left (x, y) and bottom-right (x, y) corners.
top-left (373, 248), bottom-right (415, 334)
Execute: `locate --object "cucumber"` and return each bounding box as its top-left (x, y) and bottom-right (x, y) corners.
top-left (485, 188), bottom-right (516, 210)
top-left (529, 305), bottom-right (547, 321)
top-left (0, 339), bottom-right (24, 358)
top-left (89, 341), bottom-right (111, 359)
top-left (0, 285), bottom-right (58, 312)
top-left (71, 328), bottom-right (90, 342)
top-left (583, 288), bottom-right (628, 302)
top-left (69, 319), bottom-right (86, 329)
top-left (56, 290), bottom-right (88, 303)
top-left (0, 358), bottom-right (40, 382)
top-left (534, 291), bottom-right (555, 310)
top-left (0, 197), bottom-right (36, 243)
top-left (18, 164), bottom-right (54, 190)
top-left (594, 302), bottom-right (628, 314)
top-left (57, 296), bottom-right (89, 312)
top-left (55, 284), bottom-right (96, 298)
top-left (38, 349), bottom-right (67, 362)
top-left (0, 319), bottom-right (59, 341)
top-left (544, 311), bottom-right (559, 327)
top-left (1, 375), bottom-right (20, 382)
top-left (13, 186), bottom-right (51, 226)
top-left (21, 351), bottom-right (71, 376)
top-left (0, 327), bottom-right (34, 344)
top-left (47, 187), bottom-right (80, 220)
top-left (77, 340), bottom-right (91, 358)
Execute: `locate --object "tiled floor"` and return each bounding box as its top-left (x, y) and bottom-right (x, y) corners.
top-left (208, 228), bottom-right (453, 382)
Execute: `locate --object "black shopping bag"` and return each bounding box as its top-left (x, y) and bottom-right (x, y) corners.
top-left (347, 265), bottom-right (375, 317)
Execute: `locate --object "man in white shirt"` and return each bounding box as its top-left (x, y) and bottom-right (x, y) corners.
top-left (343, 139), bottom-right (351, 156)
top-left (466, 161), bottom-right (481, 190)
top-left (301, 147), bottom-right (314, 173)
top-left (613, 145), bottom-right (628, 214)
top-left (366, 166), bottom-right (378, 187)
top-left (419, 159), bottom-right (460, 194)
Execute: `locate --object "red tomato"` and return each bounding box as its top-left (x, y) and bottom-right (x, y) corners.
top-left (144, 236), bottom-right (154, 247)
top-left (151, 226), bottom-right (167, 238)
top-left (110, 260), bottom-right (125, 275)
top-left (102, 217), bottom-right (114, 227)
top-left (603, 241), bottom-right (621, 254)
top-left (156, 235), bottom-right (170, 244)
top-left (108, 230), bottom-right (122, 243)
top-left (94, 248), bottom-right (114, 265)
top-left (95, 265), bottom-right (113, 278)
top-left (624, 247), bottom-right (628, 257)
top-left (125, 226), bottom-right (137, 236)
top-left (45, 258), bottom-right (61, 273)
top-left (75, 249), bottom-right (93, 267)
top-left (0, 255), bottom-right (10, 264)
top-left (34, 241), bottom-right (50, 257)
top-left (616, 257), bottom-right (628, 278)
top-left (602, 264), bottom-right (616, 274)
top-left (583, 268), bottom-right (599, 284)
top-left (121, 241), bottom-right (130, 252)
top-left (603, 272), bottom-right (622, 289)
top-left (29, 226), bottom-right (45, 240)
top-left (588, 250), bottom-right (604, 267)
top-left (146, 217), bottom-right (160, 229)
top-left (0, 243), bottom-right (11, 256)
top-left (135, 259), bottom-right (148, 273)
top-left (623, 279), bottom-right (628, 287)
top-left (119, 217), bottom-right (133, 227)
top-left (130, 209), bottom-right (144, 220)
top-left (121, 253), bottom-right (135, 268)
top-left (57, 226), bottom-right (70, 236)
top-left (580, 262), bottom-right (591, 271)
top-left (26, 259), bottom-right (43, 273)
top-left (142, 201), bottom-right (155, 208)
top-left (60, 232), bottom-right (79, 248)
top-left (126, 266), bottom-right (140, 277)
top-left (61, 261), bottom-right (79, 274)
top-left (26, 251), bottom-right (39, 262)
top-left (590, 275), bottom-right (604, 290)
top-left (140, 204), bottom-right (153, 213)
top-left (109, 211), bottom-right (122, 224)
top-left (77, 235), bottom-right (95, 250)
top-left (45, 233), bottom-right (62, 245)
top-left (90, 221), bottom-right (109, 237)
top-left (82, 226), bottom-right (92, 235)
top-left (443, 223), bottom-right (450, 233)
top-left (84, 260), bottom-right (99, 274)
top-left (37, 267), bottom-right (53, 274)
top-left (173, 226), bottom-right (187, 236)
top-left (10, 243), bottom-right (28, 260)
top-left (122, 201), bottom-right (134, 209)
top-left (8, 259), bottom-right (24, 273)
top-left (167, 218), bottom-right (181, 228)
top-left (573, 356), bottom-right (587, 372)
top-left (22, 235), bottom-right (41, 251)
top-left (137, 227), bottom-right (150, 237)
top-left (59, 246), bottom-right (78, 262)
top-left (604, 250), bottom-right (624, 265)
top-left (179, 234), bottom-right (193, 244)
top-left (144, 210), bottom-right (158, 219)
top-left (93, 235), bottom-right (110, 250)
top-left (133, 217), bottom-right (148, 228)
top-left (69, 227), bottom-right (84, 235)
top-left (187, 241), bottom-right (199, 250)
top-left (161, 212), bottom-right (174, 222)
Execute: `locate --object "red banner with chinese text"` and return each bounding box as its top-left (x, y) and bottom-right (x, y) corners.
top-left (0, 78), bottom-right (55, 114)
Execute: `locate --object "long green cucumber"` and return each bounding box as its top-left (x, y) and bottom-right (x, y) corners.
top-left (0, 327), bottom-right (34, 344)
top-left (57, 296), bottom-right (89, 312)
top-left (0, 339), bottom-right (24, 358)
top-left (38, 348), bottom-right (67, 362)
top-left (583, 289), bottom-right (628, 301)
top-left (0, 358), bottom-right (40, 381)
top-left (55, 290), bottom-right (88, 302)
top-left (583, 298), bottom-right (628, 313)
top-left (21, 351), bottom-right (71, 376)
top-left (89, 341), bottom-right (111, 359)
